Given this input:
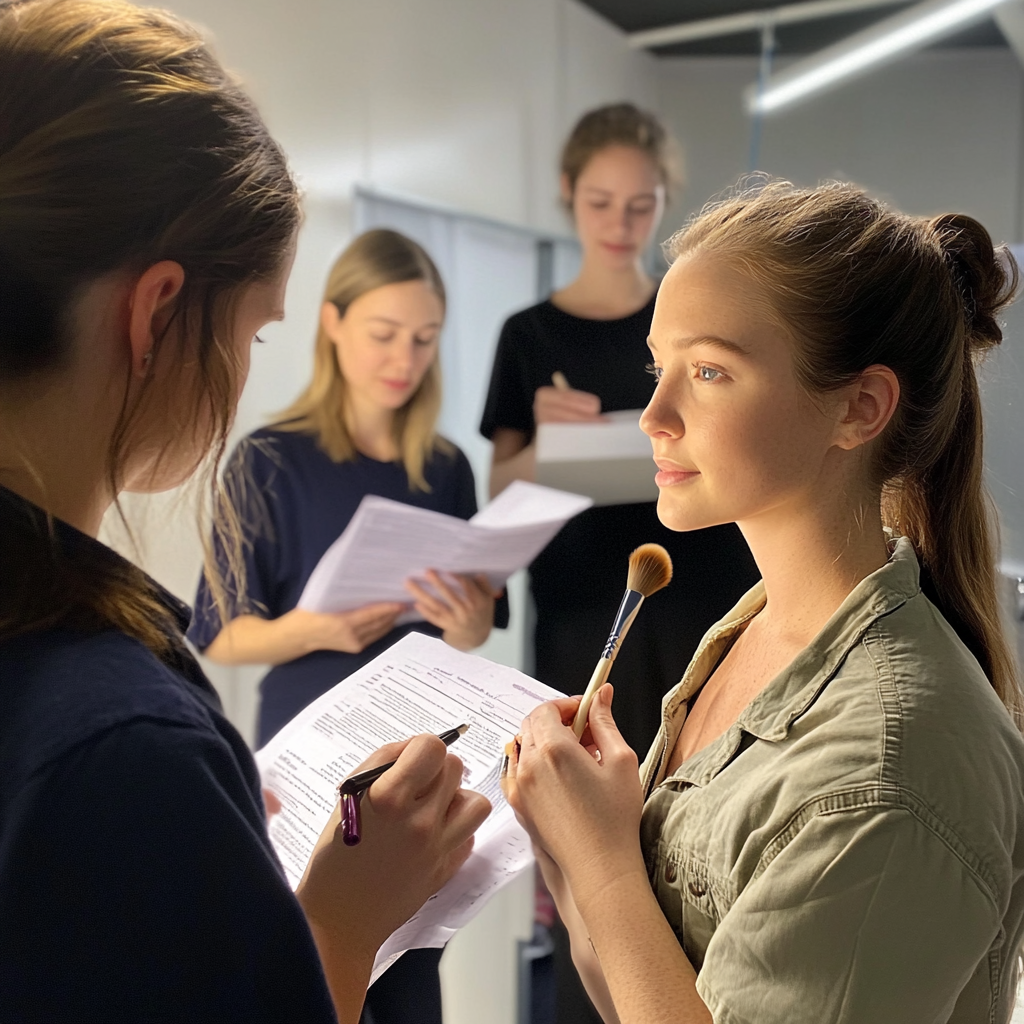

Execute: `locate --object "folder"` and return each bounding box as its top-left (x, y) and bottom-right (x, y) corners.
top-left (535, 409), bottom-right (658, 506)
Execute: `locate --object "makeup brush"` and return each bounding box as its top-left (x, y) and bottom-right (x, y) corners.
top-left (571, 543), bottom-right (673, 739)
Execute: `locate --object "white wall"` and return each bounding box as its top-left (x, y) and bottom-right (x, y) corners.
top-left (656, 47), bottom-right (1024, 239)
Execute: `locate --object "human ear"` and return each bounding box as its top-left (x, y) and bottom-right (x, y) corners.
top-left (833, 364), bottom-right (900, 451)
top-left (127, 261), bottom-right (185, 378)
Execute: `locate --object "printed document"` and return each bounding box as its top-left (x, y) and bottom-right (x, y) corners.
top-left (298, 480), bottom-right (591, 620)
top-left (255, 631), bottom-right (565, 983)
top-left (536, 409), bottom-right (658, 505)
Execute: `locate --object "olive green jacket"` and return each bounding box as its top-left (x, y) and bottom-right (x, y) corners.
top-left (640, 539), bottom-right (1024, 1023)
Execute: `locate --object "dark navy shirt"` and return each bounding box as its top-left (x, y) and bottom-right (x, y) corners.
top-left (0, 487), bottom-right (335, 1023)
top-left (188, 428), bottom-right (504, 747)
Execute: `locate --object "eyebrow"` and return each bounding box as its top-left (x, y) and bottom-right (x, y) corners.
top-left (579, 186), bottom-right (658, 202)
top-left (648, 334), bottom-right (750, 357)
top-left (366, 316), bottom-right (442, 330)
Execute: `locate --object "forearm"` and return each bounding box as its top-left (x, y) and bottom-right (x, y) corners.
top-left (536, 855), bottom-right (620, 1023)
top-left (574, 869), bottom-right (711, 1024)
top-left (203, 612), bottom-right (310, 666)
top-left (303, 918), bottom-right (376, 1024)
top-left (488, 443), bottom-right (536, 498)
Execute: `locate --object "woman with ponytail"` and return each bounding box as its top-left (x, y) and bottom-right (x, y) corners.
top-left (0, 2), bottom-right (488, 1021)
top-left (504, 181), bottom-right (1024, 1023)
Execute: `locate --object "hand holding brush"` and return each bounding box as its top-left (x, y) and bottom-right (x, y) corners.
top-left (570, 543), bottom-right (673, 739)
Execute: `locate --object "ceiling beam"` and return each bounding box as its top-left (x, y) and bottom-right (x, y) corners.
top-left (627, 0), bottom-right (912, 49)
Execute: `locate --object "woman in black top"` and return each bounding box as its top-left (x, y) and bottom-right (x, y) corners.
top-left (483, 105), bottom-right (759, 759)
top-left (0, 3), bottom-right (488, 1021)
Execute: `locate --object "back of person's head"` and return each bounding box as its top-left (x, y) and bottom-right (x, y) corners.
top-left (560, 102), bottom-right (683, 203)
top-left (277, 228), bottom-right (449, 491)
top-left (669, 179), bottom-right (1021, 721)
top-left (0, 0), bottom-right (300, 653)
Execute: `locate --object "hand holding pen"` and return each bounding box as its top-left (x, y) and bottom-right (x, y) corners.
top-left (339, 724), bottom-right (470, 845)
top-left (533, 370), bottom-right (604, 424)
top-left (294, 731), bottom-right (491, 968)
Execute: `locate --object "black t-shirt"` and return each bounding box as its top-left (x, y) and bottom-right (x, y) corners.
top-left (480, 295), bottom-right (758, 608)
top-left (479, 297), bottom-right (760, 754)
top-left (0, 487), bottom-right (335, 1023)
top-left (188, 427), bottom-right (506, 747)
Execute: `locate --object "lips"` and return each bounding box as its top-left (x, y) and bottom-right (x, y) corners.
top-left (654, 458), bottom-right (699, 488)
top-left (382, 379), bottom-right (412, 391)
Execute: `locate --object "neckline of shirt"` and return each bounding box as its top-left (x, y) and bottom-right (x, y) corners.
top-left (543, 291), bottom-right (657, 325)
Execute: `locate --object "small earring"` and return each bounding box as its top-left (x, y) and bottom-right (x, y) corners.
top-left (142, 351), bottom-right (153, 368)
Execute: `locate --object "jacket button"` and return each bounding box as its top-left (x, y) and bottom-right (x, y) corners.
top-left (688, 880), bottom-right (706, 898)
top-left (663, 861), bottom-right (677, 883)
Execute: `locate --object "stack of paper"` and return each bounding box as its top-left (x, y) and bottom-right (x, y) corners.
top-left (535, 409), bottom-right (658, 506)
top-left (255, 632), bottom-right (565, 983)
top-left (297, 480), bottom-right (592, 621)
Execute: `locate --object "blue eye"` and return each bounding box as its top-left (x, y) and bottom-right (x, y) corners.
top-left (645, 362), bottom-right (663, 381)
top-left (697, 365), bottom-right (721, 382)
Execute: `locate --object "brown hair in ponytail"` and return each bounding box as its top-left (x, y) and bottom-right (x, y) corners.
top-left (668, 180), bottom-right (1022, 723)
top-left (0, 0), bottom-right (300, 655)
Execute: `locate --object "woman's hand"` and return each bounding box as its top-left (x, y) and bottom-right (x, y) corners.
top-left (533, 384), bottom-right (603, 424)
top-left (296, 734), bottom-right (491, 1021)
top-left (203, 603), bottom-right (405, 667)
top-left (283, 603), bottom-right (406, 655)
top-left (405, 570), bottom-right (497, 652)
top-left (506, 686), bottom-right (645, 904)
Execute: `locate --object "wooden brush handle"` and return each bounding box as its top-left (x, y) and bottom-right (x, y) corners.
top-left (572, 657), bottom-right (613, 739)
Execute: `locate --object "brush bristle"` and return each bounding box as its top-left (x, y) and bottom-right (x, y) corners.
top-left (626, 543), bottom-right (673, 598)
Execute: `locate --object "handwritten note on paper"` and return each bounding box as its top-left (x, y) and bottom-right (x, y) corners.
top-left (254, 632), bottom-right (565, 982)
top-left (297, 480), bottom-right (592, 621)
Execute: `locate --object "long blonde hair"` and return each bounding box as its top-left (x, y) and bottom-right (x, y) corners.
top-left (670, 180), bottom-right (1022, 725)
top-left (276, 229), bottom-right (450, 490)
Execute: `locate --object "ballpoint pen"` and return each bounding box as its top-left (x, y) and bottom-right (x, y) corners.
top-left (338, 723), bottom-right (470, 846)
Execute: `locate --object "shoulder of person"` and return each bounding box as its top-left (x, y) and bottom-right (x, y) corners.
top-left (499, 299), bottom-right (559, 340)
top-left (425, 438), bottom-right (472, 479)
top-left (0, 628), bottom-right (224, 791)
top-left (811, 593), bottom-right (1024, 892)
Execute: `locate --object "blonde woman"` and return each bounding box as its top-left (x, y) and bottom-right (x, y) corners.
top-left (0, 3), bottom-right (488, 1023)
top-left (190, 228), bottom-right (500, 1024)
top-left (508, 183), bottom-right (1024, 1023)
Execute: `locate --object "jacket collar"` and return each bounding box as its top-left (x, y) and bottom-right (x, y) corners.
top-left (651, 538), bottom-right (922, 788)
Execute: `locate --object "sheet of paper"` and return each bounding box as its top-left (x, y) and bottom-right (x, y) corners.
top-left (535, 409), bottom-right (659, 506)
top-left (297, 480), bottom-right (592, 619)
top-left (254, 632), bottom-right (566, 983)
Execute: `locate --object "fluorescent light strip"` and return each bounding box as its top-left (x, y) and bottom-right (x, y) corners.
top-left (750, 0), bottom-right (1012, 113)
